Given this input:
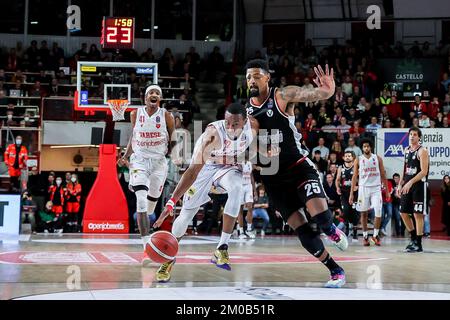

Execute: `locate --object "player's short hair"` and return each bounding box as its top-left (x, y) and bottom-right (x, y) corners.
top-left (344, 150), bottom-right (355, 158)
top-left (360, 138), bottom-right (373, 149)
top-left (226, 102), bottom-right (247, 118)
top-left (393, 173), bottom-right (400, 178)
top-left (245, 59), bottom-right (269, 73)
top-left (408, 126), bottom-right (422, 138)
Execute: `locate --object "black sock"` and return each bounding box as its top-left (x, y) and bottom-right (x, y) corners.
top-left (410, 229), bottom-right (417, 241)
top-left (321, 253), bottom-right (341, 272)
top-left (416, 235), bottom-right (422, 246)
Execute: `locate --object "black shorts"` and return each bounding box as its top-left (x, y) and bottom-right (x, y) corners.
top-left (340, 191), bottom-right (360, 224)
top-left (261, 157), bottom-right (326, 221)
top-left (399, 181), bottom-right (428, 215)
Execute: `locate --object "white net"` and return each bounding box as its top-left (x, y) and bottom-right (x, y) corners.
top-left (107, 99), bottom-right (129, 121)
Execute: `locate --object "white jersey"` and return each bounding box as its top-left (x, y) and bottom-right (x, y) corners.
top-left (242, 161), bottom-right (253, 185)
top-left (193, 119), bottom-right (253, 165)
top-left (131, 107), bottom-right (169, 159)
top-left (358, 153), bottom-right (381, 187)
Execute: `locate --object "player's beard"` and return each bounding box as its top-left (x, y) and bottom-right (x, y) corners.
top-left (249, 86), bottom-right (260, 97)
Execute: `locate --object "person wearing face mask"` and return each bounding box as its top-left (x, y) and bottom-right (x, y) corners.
top-left (20, 113), bottom-right (33, 127)
top-left (65, 174), bottom-right (82, 232)
top-left (5, 110), bottom-right (18, 127)
top-left (4, 135), bottom-right (28, 192)
top-left (48, 177), bottom-right (66, 232)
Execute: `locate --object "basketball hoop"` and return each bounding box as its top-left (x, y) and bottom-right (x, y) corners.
top-left (107, 99), bottom-right (129, 121)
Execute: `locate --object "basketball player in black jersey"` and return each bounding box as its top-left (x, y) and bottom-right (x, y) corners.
top-left (335, 150), bottom-right (359, 241)
top-left (398, 127), bottom-right (430, 252)
top-left (245, 59), bottom-right (348, 288)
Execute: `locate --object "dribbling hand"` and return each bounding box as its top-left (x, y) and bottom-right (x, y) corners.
top-left (117, 157), bottom-right (129, 167)
top-left (153, 198), bottom-right (176, 228)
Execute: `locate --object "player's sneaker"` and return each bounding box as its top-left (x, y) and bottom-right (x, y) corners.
top-left (328, 227), bottom-right (348, 251)
top-left (238, 230), bottom-right (249, 239)
top-left (142, 254), bottom-right (152, 268)
top-left (370, 235), bottom-right (381, 246)
top-left (156, 258), bottom-right (176, 282)
top-left (211, 244), bottom-right (231, 270)
top-left (325, 268), bottom-right (346, 288)
top-left (246, 230), bottom-right (256, 239)
top-left (404, 240), bottom-right (416, 252)
top-left (352, 230), bottom-right (358, 242)
top-left (363, 236), bottom-right (370, 246)
top-left (406, 241), bottom-right (423, 253)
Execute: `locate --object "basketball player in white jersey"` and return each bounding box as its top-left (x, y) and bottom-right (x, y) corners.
top-left (119, 85), bottom-right (175, 267)
top-left (237, 157), bottom-right (256, 239)
top-left (350, 139), bottom-right (389, 246)
top-left (152, 103), bottom-right (274, 282)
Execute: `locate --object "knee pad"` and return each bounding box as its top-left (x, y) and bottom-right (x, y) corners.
top-left (311, 210), bottom-right (334, 235)
top-left (147, 195), bottom-right (159, 215)
top-left (223, 184), bottom-right (243, 218)
top-left (172, 207), bottom-right (198, 238)
top-left (135, 190), bottom-right (147, 213)
top-left (296, 224), bottom-right (325, 258)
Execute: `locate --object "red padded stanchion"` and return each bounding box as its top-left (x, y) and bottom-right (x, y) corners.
top-left (82, 144), bottom-right (129, 233)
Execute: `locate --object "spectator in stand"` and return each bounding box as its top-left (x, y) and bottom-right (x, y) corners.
top-left (345, 137), bottom-right (362, 157)
top-left (323, 173), bottom-right (340, 212)
top-left (332, 105), bottom-right (344, 125)
top-left (301, 77), bottom-right (314, 91)
top-left (316, 104), bottom-right (329, 127)
top-left (387, 95), bottom-right (403, 124)
top-left (380, 173), bottom-right (394, 236)
top-left (328, 151), bottom-right (342, 167)
top-left (419, 113), bottom-right (431, 128)
top-left (336, 116), bottom-right (351, 141)
top-left (345, 106), bottom-right (360, 126)
top-left (331, 140), bottom-right (344, 161)
top-left (20, 113), bottom-right (35, 127)
top-left (379, 105), bottom-right (391, 124)
top-left (341, 76), bottom-right (353, 96)
top-left (328, 163), bottom-right (338, 179)
top-left (75, 43), bottom-right (88, 60)
top-left (383, 119), bottom-right (393, 128)
top-left (206, 46), bottom-right (224, 82)
top-left (361, 100), bottom-right (379, 125)
top-left (88, 44), bottom-right (101, 61)
top-left (28, 81), bottom-right (46, 97)
top-left (442, 116), bottom-right (449, 128)
top-left (379, 88), bottom-right (392, 106)
top-left (333, 86), bottom-right (346, 105)
top-left (349, 119), bottom-right (365, 144)
top-left (343, 96), bottom-right (356, 112)
top-left (352, 86), bottom-right (361, 103)
top-left (428, 96), bottom-right (441, 120)
top-left (436, 112), bottom-right (445, 127)
top-left (440, 73), bottom-right (450, 97)
top-left (312, 137), bottom-right (330, 160)
top-left (365, 116), bottom-right (382, 136)
top-left (49, 78), bottom-right (60, 96)
top-left (412, 117), bottom-right (420, 128)
top-left (399, 118), bottom-right (408, 128)
top-left (311, 150), bottom-right (328, 175)
top-left (356, 97), bottom-right (367, 113)
top-left (411, 94), bottom-right (427, 118)
top-left (441, 175), bottom-right (450, 236)
top-left (25, 40), bottom-right (39, 65)
top-left (306, 119), bottom-right (320, 149)
top-left (38, 201), bottom-right (63, 233)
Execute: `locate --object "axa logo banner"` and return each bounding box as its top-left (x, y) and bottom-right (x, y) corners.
top-left (384, 132), bottom-right (408, 157)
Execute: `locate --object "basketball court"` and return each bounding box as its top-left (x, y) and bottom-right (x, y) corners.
top-left (1, 234), bottom-right (450, 300)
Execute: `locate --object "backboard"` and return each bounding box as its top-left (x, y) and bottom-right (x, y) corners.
top-left (74, 61), bottom-right (158, 112)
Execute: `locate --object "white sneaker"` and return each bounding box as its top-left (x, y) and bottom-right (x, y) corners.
top-left (327, 227), bottom-right (348, 251)
top-left (239, 233), bottom-right (248, 239)
top-left (247, 230), bottom-right (256, 239)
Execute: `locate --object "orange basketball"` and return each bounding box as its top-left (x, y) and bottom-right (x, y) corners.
top-left (145, 231), bottom-right (179, 264)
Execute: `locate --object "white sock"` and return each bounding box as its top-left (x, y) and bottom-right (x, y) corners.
top-left (374, 229), bottom-right (379, 237)
top-left (142, 235), bottom-right (151, 250)
top-left (247, 223), bottom-right (252, 231)
top-left (238, 226), bottom-right (244, 233)
top-left (363, 231), bottom-right (368, 238)
top-left (217, 232), bottom-right (232, 249)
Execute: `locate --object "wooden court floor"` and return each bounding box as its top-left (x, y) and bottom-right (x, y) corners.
top-left (1, 233), bottom-right (449, 300)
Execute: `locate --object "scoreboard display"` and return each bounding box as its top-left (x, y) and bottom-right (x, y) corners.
top-left (101, 17), bottom-right (135, 50)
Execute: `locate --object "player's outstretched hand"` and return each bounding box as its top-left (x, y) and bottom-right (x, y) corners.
top-left (153, 207), bottom-right (172, 228)
top-left (312, 64), bottom-right (335, 99)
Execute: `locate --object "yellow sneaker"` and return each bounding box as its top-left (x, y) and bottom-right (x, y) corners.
top-left (211, 244), bottom-right (231, 270)
top-left (155, 258), bottom-right (176, 283)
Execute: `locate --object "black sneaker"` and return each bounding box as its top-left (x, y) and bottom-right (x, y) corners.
top-left (406, 241), bottom-right (423, 252)
top-left (405, 240), bottom-right (416, 252)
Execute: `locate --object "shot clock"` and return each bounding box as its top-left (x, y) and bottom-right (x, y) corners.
top-left (101, 17), bottom-right (135, 50)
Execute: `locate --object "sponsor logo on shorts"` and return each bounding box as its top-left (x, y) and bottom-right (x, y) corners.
top-left (187, 187), bottom-right (196, 196)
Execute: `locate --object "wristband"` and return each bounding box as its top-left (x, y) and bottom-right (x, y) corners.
top-left (166, 197), bottom-right (177, 211)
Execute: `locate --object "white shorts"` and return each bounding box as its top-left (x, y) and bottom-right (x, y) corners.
top-left (356, 185), bottom-right (382, 212)
top-left (182, 164), bottom-right (242, 209)
top-left (241, 184), bottom-right (253, 205)
top-left (129, 154), bottom-right (168, 198)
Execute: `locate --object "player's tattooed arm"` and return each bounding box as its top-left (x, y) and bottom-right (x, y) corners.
top-left (278, 64), bottom-right (335, 103)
